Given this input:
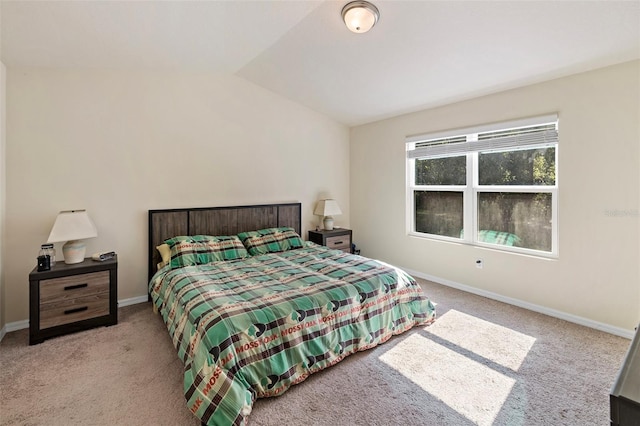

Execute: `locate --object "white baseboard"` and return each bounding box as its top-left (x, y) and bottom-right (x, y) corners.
top-left (405, 268), bottom-right (635, 340)
top-left (118, 295), bottom-right (149, 307)
top-left (5, 319), bottom-right (29, 333)
top-left (0, 295), bottom-right (150, 342)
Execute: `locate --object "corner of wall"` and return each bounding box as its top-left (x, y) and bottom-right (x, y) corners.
top-left (1, 61), bottom-right (6, 337)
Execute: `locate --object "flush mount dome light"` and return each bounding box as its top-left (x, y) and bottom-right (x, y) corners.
top-left (342, 1), bottom-right (379, 34)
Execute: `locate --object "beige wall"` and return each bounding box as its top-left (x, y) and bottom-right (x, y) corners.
top-left (0, 62), bottom-right (6, 332)
top-left (351, 60), bottom-right (640, 332)
top-left (4, 69), bottom-right (349, 324)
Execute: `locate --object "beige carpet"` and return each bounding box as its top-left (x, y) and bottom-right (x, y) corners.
top-left (0, 279), bottom-right (630, 426)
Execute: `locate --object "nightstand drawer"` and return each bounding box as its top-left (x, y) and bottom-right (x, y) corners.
top-left (40, 293), bottom-right (110, 329)
top-left (40, 271), bottom-right (109, 303)
top-left (326, 235), bottom-right (351, 251)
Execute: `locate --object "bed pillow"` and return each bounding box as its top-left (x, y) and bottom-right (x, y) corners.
top-left (237, 227), bottom-right (304, 256)
top-left (164, 235), bottom-right (249, 268)
top-left (156, 243), bottom-right (172, 269)
top-left (478, 230), bottom-right (521, 246)
top-left (460, 229), bottom-right (521, 246)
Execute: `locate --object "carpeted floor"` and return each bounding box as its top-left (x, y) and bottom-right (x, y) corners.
top-left (0, 278), bottom-right (630, 426)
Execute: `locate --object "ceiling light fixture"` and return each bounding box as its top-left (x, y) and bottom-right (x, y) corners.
top-left (341, 1), bottom-right (379, 34)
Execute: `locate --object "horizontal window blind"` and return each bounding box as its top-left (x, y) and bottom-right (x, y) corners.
top-left (407, 118), bottom-right (558, 159)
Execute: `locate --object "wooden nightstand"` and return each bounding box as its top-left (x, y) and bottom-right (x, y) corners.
top-left (29, 256), bottom-right (118, 345)
top-left (308, 228), bottom-right (352, 253)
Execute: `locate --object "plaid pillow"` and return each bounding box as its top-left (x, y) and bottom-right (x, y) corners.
top-left (237, 227), bottom-right (304, 256)
top-left (164, 235), bottom-right (249, 268)
top-left (460, 229), bottom-right (521, 246)
top-left (478, 230), bottom-right (521, 246)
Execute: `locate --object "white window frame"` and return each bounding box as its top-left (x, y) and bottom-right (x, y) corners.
top-left (406, 115), bottom-right (559, 258)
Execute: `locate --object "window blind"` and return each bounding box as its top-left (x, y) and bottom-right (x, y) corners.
top-left (407, 117), bottom-right (558, 159)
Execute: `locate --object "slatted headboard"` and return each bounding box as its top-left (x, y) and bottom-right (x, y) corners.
top-left (148, 203), bottom-right (302, 283)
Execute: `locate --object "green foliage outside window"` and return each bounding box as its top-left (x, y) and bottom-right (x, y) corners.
top-left (415, 156), bottom-right (466, 185)
top-left (479, 147), bottom-right (555, 186)
top-left (413, 147), bottom-right (555, 252)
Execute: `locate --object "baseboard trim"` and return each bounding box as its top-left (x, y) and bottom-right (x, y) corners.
top-left (0, 295), bottom-right (150, 341)
top-left (118, 295), bottom-right (149, 308)
top-left (5, 319), bottom-right (29, 333)
top-left (405, 268), bottom-right (635, 340)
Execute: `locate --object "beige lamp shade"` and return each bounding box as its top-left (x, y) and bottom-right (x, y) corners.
top-left (314, 199), bottom-right (342, 231)
top-left (47, 210), bottom-right (98, 264)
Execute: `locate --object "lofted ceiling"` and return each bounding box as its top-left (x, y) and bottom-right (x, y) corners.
top-left (1, 0), bottom-right (639, 126)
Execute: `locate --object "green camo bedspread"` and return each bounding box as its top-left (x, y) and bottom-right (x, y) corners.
top-left (149, 243), bottom-right (436, 425)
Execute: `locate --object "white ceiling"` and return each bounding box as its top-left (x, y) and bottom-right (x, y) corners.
top-left (2, 0), bottom-right (639, 126)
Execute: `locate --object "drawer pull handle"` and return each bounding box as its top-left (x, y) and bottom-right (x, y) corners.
top-left (64, 306), bottom-right (88, 315)
top-left (332, 240), bottom-right (344, 245)
top-left (64, 283), bottom-right (88, 291)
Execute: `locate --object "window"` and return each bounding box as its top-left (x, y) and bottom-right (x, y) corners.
top-left (406, 115), bottom-right (558, 256)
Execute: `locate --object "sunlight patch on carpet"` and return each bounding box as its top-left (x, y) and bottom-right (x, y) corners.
top-left (379, 333), bottom-right (516, 426)
top-left (422, 309), bottom-right (536, 371)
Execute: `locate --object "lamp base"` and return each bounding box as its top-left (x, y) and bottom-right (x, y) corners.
top-left (62, 240), bottom-right (87, 264)
top-left (323, 216), bottom-right (334, 231)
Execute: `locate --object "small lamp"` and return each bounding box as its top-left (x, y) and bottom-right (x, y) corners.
top-left (341, 1), bottom-right (379, 34)
top-left (314, 199), bottom-right (342, 231)
top-left (47, 210), bottom-right (98, 264)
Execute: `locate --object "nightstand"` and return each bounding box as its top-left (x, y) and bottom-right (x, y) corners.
top-left (308, 228), bottom-right (352, 253)
top-left (29, 256), bottom-right (118, 345)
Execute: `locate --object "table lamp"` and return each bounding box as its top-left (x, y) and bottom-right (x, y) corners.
top-left (47, 210), bottom-right (98, 264)
top-left (314, 199), bottom-right (342, 231)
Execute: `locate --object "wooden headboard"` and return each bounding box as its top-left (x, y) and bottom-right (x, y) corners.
top-left (148, 202), bottom-right (302, 283)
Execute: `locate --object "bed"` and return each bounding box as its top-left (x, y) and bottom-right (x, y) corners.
top-left (148, 203), bottom-right (436, 425)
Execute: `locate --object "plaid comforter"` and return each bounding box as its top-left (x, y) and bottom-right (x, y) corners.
top-left (149, 243), bottom-right (436, 425)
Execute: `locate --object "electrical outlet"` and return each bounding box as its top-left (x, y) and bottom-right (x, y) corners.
top-left (475, 259), bottom-right (483, 269)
